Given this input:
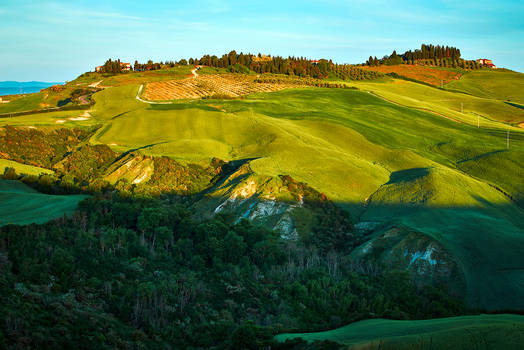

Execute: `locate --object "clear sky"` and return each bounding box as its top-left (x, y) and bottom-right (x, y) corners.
top-left (1, 0), bottom-right (523, 82)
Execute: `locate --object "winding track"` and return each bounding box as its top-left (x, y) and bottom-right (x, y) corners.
top-left (136, 66), bottom-right (201, 104)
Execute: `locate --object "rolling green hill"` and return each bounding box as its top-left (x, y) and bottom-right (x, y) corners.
top-left (84, 81), bottom-right (524, 309)
top-left (446, 69), bottom-right (524, 104)
top-left (0, 179), bottom-right (88, 226)
top-left (276, 314), bottom-right (524, 349)
top-left (350, 78), bottom-right (524, 125)
top-left (1, 63), bottom-right (524, 349)
top-left (1, 67), bottom-right (524, 312)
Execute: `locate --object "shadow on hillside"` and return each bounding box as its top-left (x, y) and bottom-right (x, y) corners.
top-left (385, 167), bottom-right (432, 184)
top-left (112, 141), bottom-right (171, 163)
top-left (2, 166), bottom-right (524, 313)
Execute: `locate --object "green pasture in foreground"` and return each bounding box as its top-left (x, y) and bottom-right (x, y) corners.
top-left (446, 69), bottom-right (524, 104)
top-left (276, 314), bottom-right (524, 349)
top-left (0, 159), bottom-right (53, 176)
top-left (0, 179), bottom-right (88, 227)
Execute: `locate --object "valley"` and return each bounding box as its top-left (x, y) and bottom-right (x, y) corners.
top-left (1, 50), bottom-right (523, 349)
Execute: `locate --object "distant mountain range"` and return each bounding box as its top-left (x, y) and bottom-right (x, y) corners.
top-left (0, 81), bottom-right (63, 96)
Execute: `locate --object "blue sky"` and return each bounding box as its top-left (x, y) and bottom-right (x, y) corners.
top-left (1, 0), bottom-right (523, 81)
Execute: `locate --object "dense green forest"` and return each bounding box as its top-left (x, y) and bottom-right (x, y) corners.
top-left (0, 182), bottom-right (467, 349)
top-left (0, 126), bottom-right (468, 349)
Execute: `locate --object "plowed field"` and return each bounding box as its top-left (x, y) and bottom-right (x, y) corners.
top-left (142, 74), bottom-right (306, 100)
top-left (362, 64), bottom-right (462, 86)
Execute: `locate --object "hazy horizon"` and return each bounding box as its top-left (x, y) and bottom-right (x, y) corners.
top-left (1, 0), bottom-right (523, 81)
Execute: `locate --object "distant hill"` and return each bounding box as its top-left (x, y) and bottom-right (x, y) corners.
top-left (0, 81), bottom-right (62, 96)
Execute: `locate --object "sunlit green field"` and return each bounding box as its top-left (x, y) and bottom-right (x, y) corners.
top-left (446, 69), bottom-right (524, 104)
top-left (0, 159), bottom-right (53, 176)
top-left (348, 78), bottom-right (524, 125)
top-left (276, 314), bottom-right (524, 349)
top-left (0, 92), bottom-right (47, 114)
top-left (0, 179), bottom-right (88, 226)
top-left (0, 110), bottom-right (98, 127)
top-left (90, 85), bottom-right (524, 203)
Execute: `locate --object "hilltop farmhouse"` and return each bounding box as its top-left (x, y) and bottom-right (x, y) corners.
top-left (95, 62), bottom-right (132, 72)
top-left (476, 59), bottom-right (496, 68)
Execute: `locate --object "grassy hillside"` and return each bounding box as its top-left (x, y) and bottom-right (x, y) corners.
top-left (361, 166), bottom-right (524, 309)
top-left (276, 314), bottom-right (524, 349)
top-left (0, 179), bottom-right (87, 226)
top-left (88, 84), bottom-right (524, 310)
top-left (0, 66), bottom-right (193, 117)
top-left (350, 78), bottom-right (524, 125)
top-left (2, 67), bottom-right (524, 311)
top-left (0, 110), bottom-right (97, 127)
top-left (0, 159), bottom-right (53, 175)
top-left (446, 69), bottom-right (524, 104)
top-left (89, 86), bottom-right (523, 204)
top-left (0, 92), bottom-right (47, 114)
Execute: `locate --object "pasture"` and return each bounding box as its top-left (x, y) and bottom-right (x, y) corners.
top-left (0, 159), bottom-right (53, 176)
top-left (348, 78), bottom-right (524, 126)
top-left (90, 85), bottom-right (524, 206)
top-left (446, 69), bottom-right (524, 104)
top-left (0, 179), bottom-right (88, 226)
top-left (0, 110), bottom-right (96, 127)
top-left (276, 314), bottom-right (524, 349)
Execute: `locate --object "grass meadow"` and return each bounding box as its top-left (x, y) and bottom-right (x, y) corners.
top-left (0, 179), bottom-right (88, 226)
top-left (275, 314), bottom-right (524, 349)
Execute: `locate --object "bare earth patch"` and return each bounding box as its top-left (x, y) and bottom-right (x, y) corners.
top-left (362, 65), bottom-right (462, 86)
top-left (68, 110), bottom-right (91, 121)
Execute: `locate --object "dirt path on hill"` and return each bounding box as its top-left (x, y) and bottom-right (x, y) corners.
top-left (191, 66), bottom-right (201, 78)
top-left (136, 66), bottom-right (202, 104)
top-left (78, 95), bottom-right (90, 105)
top-left (89, 80), bottom-right (103, 88)
top-left (135, 85), bottom-right (174, 104)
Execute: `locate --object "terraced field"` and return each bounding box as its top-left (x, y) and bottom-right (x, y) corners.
top-left (141, 74), bottom-right (307, 100)
top-left (276, 314), bottom-right (524, 349)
